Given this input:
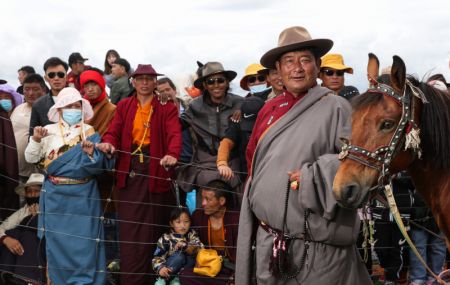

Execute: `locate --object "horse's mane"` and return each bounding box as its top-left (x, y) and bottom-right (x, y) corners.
top-left (351, 75), bottom-right (450, 169)
top-left (410, 76), bottom-right (450, 169)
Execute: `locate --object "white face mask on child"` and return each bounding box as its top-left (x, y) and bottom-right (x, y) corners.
top-left (62, 109), bottom-right (82, 126)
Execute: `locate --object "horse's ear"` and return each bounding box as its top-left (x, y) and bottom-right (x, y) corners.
top-left (391, 55), bottom-right (406, 94)
top-left (367, 53), bottom-right (379, 85)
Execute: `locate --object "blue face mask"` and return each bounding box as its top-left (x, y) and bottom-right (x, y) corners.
top-left (249, 84), bottom-right (271, 94)
top-left (62, 109), bottom-right (82, 126)
top-left (0, 99), bottom-right (13, 112)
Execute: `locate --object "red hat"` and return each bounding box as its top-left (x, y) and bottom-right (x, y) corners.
top-left (79, 70), bottom-right (107, 106)
top-left (80, 70), bottom-right (106, 90)
top-left (130, 64), bottom-right (163, 78)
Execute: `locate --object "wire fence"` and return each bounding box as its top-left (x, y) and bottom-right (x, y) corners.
top-left (1, 115), bottom-right (448, 284)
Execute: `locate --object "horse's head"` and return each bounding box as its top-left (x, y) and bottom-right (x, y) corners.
top-left (333, 53), bottom-right (422, 208)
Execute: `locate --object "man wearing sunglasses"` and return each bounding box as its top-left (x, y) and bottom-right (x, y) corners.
top-left (319, 53), bottom-right (359, 100)
top-left (240, 63), bottom-right (271, 100)
top-left (177, 61), bottom-right (243, 197)
top-left (29, 57), bottom-right (68, 136)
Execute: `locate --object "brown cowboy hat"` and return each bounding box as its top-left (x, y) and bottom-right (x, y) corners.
top-left (260, 26), bottom-right (333, 69)
top-left (193, 62), bottom-right (237, 89)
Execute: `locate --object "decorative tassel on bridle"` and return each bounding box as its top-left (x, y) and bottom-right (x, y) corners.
top-left (404, 124), bottom-right (422, 158)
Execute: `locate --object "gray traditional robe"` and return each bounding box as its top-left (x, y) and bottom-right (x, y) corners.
top-left (236, 86), bottom-right (372, 285)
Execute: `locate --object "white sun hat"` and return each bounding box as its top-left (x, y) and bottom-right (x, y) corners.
top-left (15, 173), bottom-right (45, 196)
top-left (47, 87), bottom-right (93, 123)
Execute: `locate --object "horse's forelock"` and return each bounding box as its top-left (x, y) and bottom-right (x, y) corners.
top-left (350, 91), bottom-right (384, 112)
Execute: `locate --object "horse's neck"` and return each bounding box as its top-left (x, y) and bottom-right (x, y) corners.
top-left (408, 160), bottom-right (450, 242)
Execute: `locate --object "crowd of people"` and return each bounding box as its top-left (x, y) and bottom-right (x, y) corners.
top-left (0, 25), bottom-right (449, 285)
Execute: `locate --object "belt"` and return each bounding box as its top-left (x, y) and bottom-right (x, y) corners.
top-left (48, 175), bottom-right (91, 185)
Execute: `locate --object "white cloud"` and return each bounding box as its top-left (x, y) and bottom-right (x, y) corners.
top-left (1, 0), bottom-right (448, 94)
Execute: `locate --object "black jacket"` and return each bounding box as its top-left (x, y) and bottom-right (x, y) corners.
top-left (29, 93), bottom-right (54, 136)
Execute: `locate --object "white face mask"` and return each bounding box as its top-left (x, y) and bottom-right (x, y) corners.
top-left (249, 84), bottom-right (270, 94)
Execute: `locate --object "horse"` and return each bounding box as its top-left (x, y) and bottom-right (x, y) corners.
top-left (332, 53), bottom-right (450, 248)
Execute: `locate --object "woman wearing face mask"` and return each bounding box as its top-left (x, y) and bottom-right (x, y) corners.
top-left (0, 84), bottom-right (23, 223)
top-left (24, 87), bottom-right (113, 285)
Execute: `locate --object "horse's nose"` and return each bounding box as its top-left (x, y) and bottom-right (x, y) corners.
top-left (342, 183), bottom-right (358, 200)
top-left (336, 183), bottom-right (361, 208)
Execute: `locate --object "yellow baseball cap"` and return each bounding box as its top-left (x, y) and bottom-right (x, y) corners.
top-left (321, 53), bottom-right (353, 74)
top-left (240, 63), bottom-right (268, 90)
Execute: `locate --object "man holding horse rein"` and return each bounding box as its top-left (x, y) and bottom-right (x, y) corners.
top-left (236, 26), bottom-right (372, 284)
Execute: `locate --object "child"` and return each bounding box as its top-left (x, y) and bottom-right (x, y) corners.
top-left (153, 207), bottom-right (204, 285)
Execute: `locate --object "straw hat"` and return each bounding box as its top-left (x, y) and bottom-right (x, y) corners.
top-left (320, 53), bottom-right (354, 74)
top-left (260, 26), bottom-right (333, 69)
top-left (240, 63), bottom-right (268, 91)
top-left (47, 87), bottom-right (93, 123)
top-left (15, 173), bottom-right (44, 196)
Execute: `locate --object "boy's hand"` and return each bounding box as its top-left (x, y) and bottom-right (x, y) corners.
top-left (158, 266), bottom-right (172, 278)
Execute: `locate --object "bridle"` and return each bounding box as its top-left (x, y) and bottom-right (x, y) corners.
top-left (337, 77), bottom-right (450, 284)
top-left (338, 79), bottom-right (426, 189)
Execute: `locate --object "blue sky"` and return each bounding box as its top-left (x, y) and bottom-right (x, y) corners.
top-left (1, 0), bottom-right (449, 95)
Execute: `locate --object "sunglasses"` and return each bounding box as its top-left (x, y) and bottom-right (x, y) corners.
top-left (322, 69), bottom-right (344, 77)
top-left (205, 77), bottom-right (226, 86)
top-left (47, 72), bottom-right (66, 79)
top-left (247, 75), bottom-right (266, 84)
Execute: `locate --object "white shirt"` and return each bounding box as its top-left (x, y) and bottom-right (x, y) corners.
top-left (25, 121), bottom-right (94, 168)
top-left (0, 206), bottom-right (32, 239)
top-left (10, 103), bottom-right (36, 177)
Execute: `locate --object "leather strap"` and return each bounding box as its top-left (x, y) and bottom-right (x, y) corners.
top-left (383, 184), bottom-right (448, 285)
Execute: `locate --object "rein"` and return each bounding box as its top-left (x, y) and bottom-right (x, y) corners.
top-left (338, 81), bottom-right (449, 284)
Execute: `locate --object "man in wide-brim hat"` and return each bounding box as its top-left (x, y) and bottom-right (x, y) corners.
top-left (0, 173), bottom-right (44, 281)
top-left (98, 63), bottom-right (182, 284)
top-left (237, 26), bottom-right (372, 285)
top-left (177, 60), bottom-right (243, 204)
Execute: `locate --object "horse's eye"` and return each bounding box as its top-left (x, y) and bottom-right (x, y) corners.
top-left (380, 120), bottom-right (396, 131)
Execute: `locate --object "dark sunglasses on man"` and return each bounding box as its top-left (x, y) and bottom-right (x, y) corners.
top-left (205, 77), bottom-right (226, 86)
top-left (322, 69), bottom-right (344, 77)
top-left (47, 72), bottom-right (66, 79)
top-left (247, 75), bottom-right (266, 84)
